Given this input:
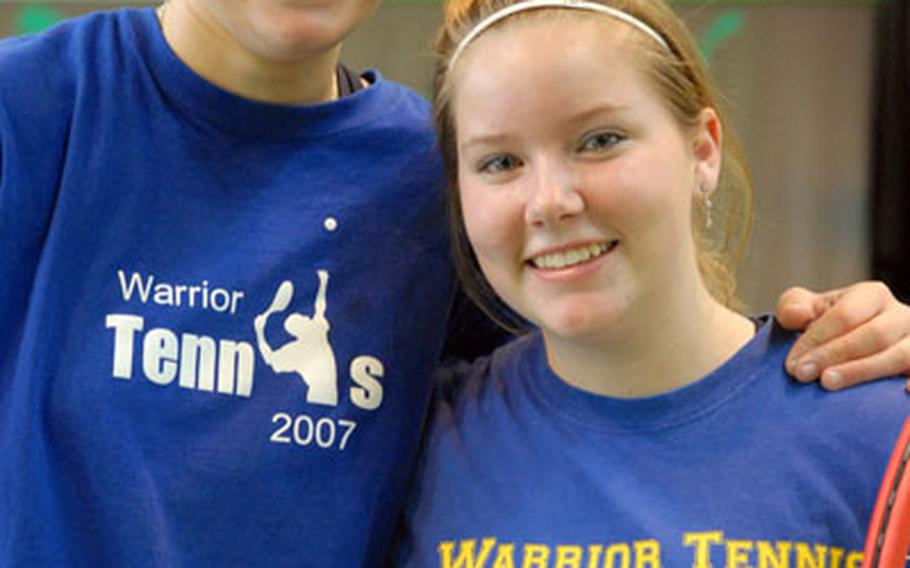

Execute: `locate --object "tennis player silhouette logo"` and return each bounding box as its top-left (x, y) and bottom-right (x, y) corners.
top-left (254, 270), bottom-right (338, 406)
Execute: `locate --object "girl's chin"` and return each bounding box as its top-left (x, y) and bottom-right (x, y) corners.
top-left (538, 307), bottom-right (627, 344)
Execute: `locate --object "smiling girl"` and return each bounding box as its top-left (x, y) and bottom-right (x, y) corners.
top-left (398, 0), bottom-right (910, 565)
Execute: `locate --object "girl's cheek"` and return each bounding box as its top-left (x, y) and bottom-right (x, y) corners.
top-left (461, 187), bottom-right (521, 252)
top-left (600, 162), bottom-right (671, 216)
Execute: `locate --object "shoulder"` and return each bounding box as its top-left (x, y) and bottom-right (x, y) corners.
top-left (431, 333), bottom-right (540, 416)
top-left (368, 73), bottom-right (431, 119)
top-left (356, 72), bottom-right (433, 138)
top-left (0, 9), bottom-right (125, 78)
top-left (753, 319), bottom-right (909, 456)
top-left (756, 318), bottom-right (907, 410)
top-left (0, 9), bottom-right (142, 118)
top-left (803, 377), bottom-right (909, 451)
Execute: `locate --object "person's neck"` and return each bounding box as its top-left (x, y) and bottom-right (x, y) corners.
top-left (543, 278), bottom-right (755, 399)
top-left (158, 0), bottom-right (339, 105)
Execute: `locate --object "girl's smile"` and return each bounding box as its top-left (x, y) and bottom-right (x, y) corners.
top-left (526, 240), bottom-right (619, 281)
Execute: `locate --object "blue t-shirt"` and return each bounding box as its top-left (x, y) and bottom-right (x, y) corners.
top-left (0, 8), bottom-right (455, 566)
top-left (400, 319), bottom-right (909, 567)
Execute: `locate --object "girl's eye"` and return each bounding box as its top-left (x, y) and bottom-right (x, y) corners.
top-left (478, 154), bottom-right (522, 175)
top-left (578, 131), bottom-right (625, 153)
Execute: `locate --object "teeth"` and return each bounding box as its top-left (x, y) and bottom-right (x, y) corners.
top-left (531, 242), bottom-right (613, 270)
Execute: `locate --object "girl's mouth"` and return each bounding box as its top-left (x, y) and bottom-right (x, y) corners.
top-left (529, 240), bottom-right (619, 270)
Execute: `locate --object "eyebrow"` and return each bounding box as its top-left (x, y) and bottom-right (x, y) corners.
top-left (459, 134), bottom-right (513, 155)
top-left (458, 103), bottom-right (633, 154)
top-left (567, 103), bottom-right (633, 125)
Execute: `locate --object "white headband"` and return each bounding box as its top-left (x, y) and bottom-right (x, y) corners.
top-left (448, 0), bottom-right (670, 69)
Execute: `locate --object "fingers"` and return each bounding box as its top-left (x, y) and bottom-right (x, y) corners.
top-left (788, 308), bottom-right (909, 385)
top-left (814, 338), bottom-right (910, 391)
top-left (784, 283), bottom-right (890, 368)
top-left (780, 281), bottom-right (910, 389)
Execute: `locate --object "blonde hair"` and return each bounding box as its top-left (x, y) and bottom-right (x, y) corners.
top-left (434, 0), bottom-right (754, 332)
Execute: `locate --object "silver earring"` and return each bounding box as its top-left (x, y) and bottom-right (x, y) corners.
top-left (702, 186), bottom-right (714, 229)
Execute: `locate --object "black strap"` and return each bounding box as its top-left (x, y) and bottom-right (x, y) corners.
top-left (336, 63), bottom-right (364, 97)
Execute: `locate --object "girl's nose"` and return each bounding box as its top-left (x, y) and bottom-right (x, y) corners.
top-left (524, 159), bottom-right (585, 226)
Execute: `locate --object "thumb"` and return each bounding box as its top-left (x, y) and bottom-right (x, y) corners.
top-left (776, 286), bottom-right (840, 330)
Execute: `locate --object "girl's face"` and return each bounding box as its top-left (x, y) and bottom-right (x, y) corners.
top-left (452, 16), bottom-right (720, 343)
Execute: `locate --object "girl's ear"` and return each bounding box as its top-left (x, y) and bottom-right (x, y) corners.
top-left (692, 107), bottom-right (723, 196)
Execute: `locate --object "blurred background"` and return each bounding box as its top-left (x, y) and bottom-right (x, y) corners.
top-left (1, 0), bottom-right (906, 312)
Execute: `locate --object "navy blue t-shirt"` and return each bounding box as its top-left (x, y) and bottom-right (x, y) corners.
top-left (0, 8), bottom-right (456, 566)
top-left (400, 319), bottom-right (909, 567)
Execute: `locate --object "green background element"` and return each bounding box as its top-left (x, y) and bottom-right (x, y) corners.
top-left (6, 0), bottom-right (880, 36)
top-left (15, 4), bottom-right (63, 34)
top-left (700, 9), bottom-right (745, 61)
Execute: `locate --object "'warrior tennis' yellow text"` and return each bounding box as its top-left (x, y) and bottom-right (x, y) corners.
top-left (436, 530), bottom-right (863, 568)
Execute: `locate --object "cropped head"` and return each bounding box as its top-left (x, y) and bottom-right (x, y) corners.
top-left (176, 0), bottom-right (380, 62)
top-left (433, 0), bottom-right (754, 334)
